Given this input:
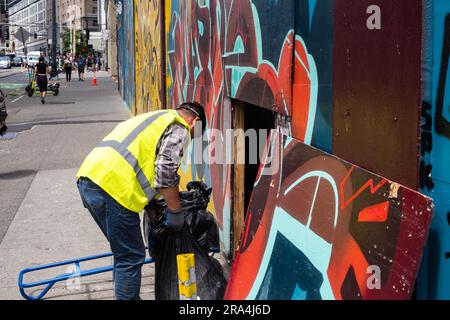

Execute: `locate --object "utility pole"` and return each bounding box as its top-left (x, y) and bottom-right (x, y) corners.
top-left (51, 0), bottom-right (57, 78)
top-left (73, 22), bottom-right (76, 55)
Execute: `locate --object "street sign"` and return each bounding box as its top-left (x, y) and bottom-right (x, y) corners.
top-left (15, 27), bottom-right (31, 44)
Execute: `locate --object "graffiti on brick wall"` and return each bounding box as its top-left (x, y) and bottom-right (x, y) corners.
top-left (225, 130), bottom-right (433, 300)
top-left (134, 0), bottom-right (164, 114)
top-left (418, 1), bottom-right (450, 300)
top-left (117, 1), bottom-right (135, 113)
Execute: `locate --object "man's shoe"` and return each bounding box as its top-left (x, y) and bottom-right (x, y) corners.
top-left (41, 97), bottom-right (45, 104)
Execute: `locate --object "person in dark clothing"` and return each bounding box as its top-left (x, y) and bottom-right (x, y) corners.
top-left (65, 56), bottom-right (73, 82)
top-left (35, 57), bottom-right (49, 104)
top-left (77, 56), bottom-right (86, 81)
top-left (87, 55), bottom-right (93, 72)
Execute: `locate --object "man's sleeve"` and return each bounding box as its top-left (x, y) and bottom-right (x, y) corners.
top-left (154, 124), bottom-right (189, 189)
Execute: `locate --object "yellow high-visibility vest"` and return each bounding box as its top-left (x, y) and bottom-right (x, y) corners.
top-left (76, 110), bottom-right (190, 213)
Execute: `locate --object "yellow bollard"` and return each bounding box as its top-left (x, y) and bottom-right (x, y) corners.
top-left (176, 253), bottom-right (197, 300)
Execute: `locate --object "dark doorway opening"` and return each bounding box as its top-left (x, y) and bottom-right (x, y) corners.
top-left (243, 102), bottom-right (276, 214)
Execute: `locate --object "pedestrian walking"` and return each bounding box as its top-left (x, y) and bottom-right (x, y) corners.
top-left (76, 102), bottom-right (206, 300)
top-left (35, 57), bottom-right (49, 104)
top-left (87, 55), bottom-right (93, 72)
top-left (95, 55), bottom-right (100, 72)
top-left (64, 56), bottom-right (73, 83)
top-left (77, 56), bottom-right (86, 81)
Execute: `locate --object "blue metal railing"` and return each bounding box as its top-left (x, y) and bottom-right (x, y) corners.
top-left (18, 248), bottom-right (219, 300)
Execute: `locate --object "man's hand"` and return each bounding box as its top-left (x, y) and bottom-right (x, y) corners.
top-left (164, 207), bottom-right (184, 231)
top-left (158, 186), bottom-right (182, 211)
top-left (159, 186), bottom-right (184, 231)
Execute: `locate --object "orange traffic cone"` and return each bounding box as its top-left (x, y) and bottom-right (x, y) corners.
top-left (92, 73), bottom-right (97, 86)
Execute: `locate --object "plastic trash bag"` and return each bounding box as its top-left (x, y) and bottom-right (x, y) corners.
top-left (143, 181), bottom-right (226, 300)
top-left (153, 226), bottom-right (227, 300)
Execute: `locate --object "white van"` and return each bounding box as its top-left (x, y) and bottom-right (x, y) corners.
top-left (27, 51), bottom-right (42, 67)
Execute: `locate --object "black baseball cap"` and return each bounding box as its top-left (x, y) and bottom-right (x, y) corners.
top-left (176, 102), bottom-right (207, 133)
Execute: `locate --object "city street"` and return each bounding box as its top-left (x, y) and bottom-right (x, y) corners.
top-left (0, 71), bottom-right (156, 300)
top-left (0, 67), bottom-right (23, 80)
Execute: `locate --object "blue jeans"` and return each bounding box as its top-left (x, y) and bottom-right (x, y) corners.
top-left (77, 177), bottom-right (145, 300)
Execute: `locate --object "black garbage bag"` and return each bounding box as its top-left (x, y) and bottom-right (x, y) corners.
top-left (154, 225), bottom-right (227, 300)
top-left (143, 181), bottom-right (226, 300)
top-left (146, 181), bottom-right (220, 254)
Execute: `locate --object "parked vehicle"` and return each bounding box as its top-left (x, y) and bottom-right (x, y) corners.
top-left (26, 51), bottom-right (42, 67)
top-left (12, 57), bottom-right (23, 67)
top-left (0, 56), bottom-right (11, 69)
top-left (5, 54), bottom-right (15, 64)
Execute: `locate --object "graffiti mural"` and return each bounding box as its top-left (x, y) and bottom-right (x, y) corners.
top-left (417, 0), bottom-right (450, 300)
top-left (293, 0), bottom-right (333, 151)
top-left (225, 130), bottom-right (433, 300)
top-left (167, 0), bottom-right (331, 257)
top-left (134, 0), bottom-right (164, 114)
top-left (222, 0), bottom-right (295, 115)
top-left (117, 0), bottom-right (135, 113)
top-left (221, 0), bottom-right (333, 148)
top-left (167, 0), bottom-right (233, 255)
top-left (112, 0), bottom-right (450, 297)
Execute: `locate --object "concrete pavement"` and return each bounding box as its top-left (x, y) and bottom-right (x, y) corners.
top-left (0, 67), bottom-right (23, 80)
top-left (0, 71), bottom-right (155, 300)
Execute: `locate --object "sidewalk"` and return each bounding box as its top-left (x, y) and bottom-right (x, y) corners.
top-left (0, 72), bottom-right (156, 300)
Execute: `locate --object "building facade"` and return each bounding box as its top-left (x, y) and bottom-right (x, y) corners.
top-left (0, 0), bottom-right (9, 52)
top-left (8, 0), bottom-right (48, 54)
top-left (55, 0), bottom-right (100, 54)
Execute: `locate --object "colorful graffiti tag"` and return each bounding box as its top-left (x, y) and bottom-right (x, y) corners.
top-left (222, 0), bottom-right (331, 146)
top-left (225, 130), bottom-right (433, 300)
top-left (167, 0), bottom-right (233, 255)
top-left (117, 0), bottom-right (135, 113)
top-left (134, 0), bottom-right (164, 113)
top-left (222, 0), bottom-right (295, 115)
top-left (167, 0), bottom-right (330, 256)
top-left (294, 0), bottom-right (334, 152)
top-left (417, 0), bottom-right (450, 300)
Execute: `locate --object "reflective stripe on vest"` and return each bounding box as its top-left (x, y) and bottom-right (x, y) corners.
top-left (96, 111), bottom-right (165, 200)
